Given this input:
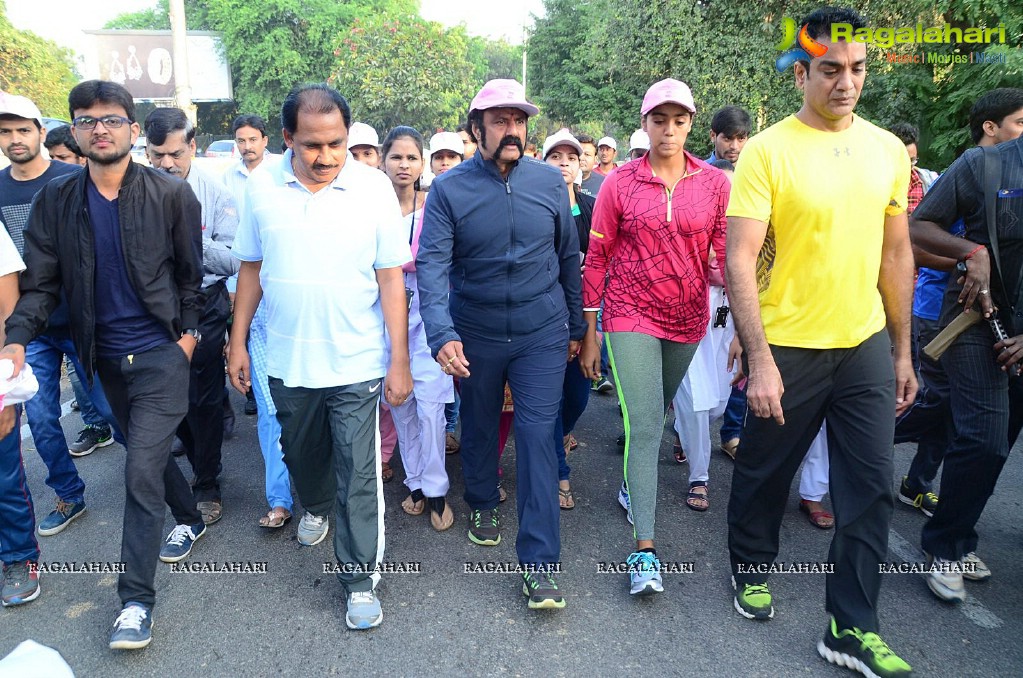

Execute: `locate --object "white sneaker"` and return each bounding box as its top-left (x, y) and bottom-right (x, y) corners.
top-left (962, 552), bottom-right (991, 582)
top-left (617, 482), bottom-right (634, 526)
top-left (297, 512), bottom-right (329, 546)
top-left (924, 553), bottom-right (965, 602)
top-left (346, 591), bottom-right (383, 629)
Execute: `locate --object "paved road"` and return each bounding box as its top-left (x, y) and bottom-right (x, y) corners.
top-left (3, 383), bottom-right (1021, 676)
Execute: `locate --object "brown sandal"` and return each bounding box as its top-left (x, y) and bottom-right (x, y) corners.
top-left (381, 461), bottom-right (394, 483)
top-left (401, 494), bottom-right (426, 516)
top-left (259, 506), bottom-right (291, 529)
top-left (800, 500), bottom-right (834, 529)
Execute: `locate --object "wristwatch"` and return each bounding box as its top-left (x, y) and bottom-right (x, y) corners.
top-left (181, 328), bottom-right (202, 343)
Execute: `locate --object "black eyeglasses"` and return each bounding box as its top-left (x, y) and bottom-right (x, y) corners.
top-left (72, 115), bottom-right (133, 130)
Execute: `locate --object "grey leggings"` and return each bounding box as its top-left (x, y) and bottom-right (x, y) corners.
top-left (607, 332), bottom-right (698, 542)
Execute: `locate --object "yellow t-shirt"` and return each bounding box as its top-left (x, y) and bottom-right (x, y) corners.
top-left (727, 114), bottom-right (909, 349)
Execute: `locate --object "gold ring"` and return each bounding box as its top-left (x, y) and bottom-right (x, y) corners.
top-left (447, 356), bottom-right (455, 364)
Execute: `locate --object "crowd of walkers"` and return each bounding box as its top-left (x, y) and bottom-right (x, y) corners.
top-left (1, 6), bottom-right (1022, 677)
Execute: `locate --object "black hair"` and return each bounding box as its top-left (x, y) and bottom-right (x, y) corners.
top-left (710, 107), bottom-right (752, 137)
top-left (381, 126), bottom-right (424, 159)
top-left (969, 88), bottom-right (1023, 144)
top-left (796, 7), bottom-right (867, 72)
top-left (232, 114), bottom-right (268, 137)
top-left (710, 159), bottom-right (735, 171)
top-left (889, 122), bottom-right (919, 146)
top-left (281, 83), bottom-right (351, 136)
top-left (42, 124), bottom-right (82, 155)
top-left (0, 113), bottom-right (41, 131)
top-left (801, 6), bottom-right (867, 43)
top-left (144, 107), bottom-right (194, 146)
top-left (576, 133), bottom-right (596, 148)
top-left (68, 80), bottom-right (135, 122)
top-left (465, 112), bottom-right (483, 145)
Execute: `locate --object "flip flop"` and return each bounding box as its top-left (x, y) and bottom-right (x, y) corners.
top-left (381, 461), bottom-right (394, 483)
top-left (685, 482), bottom-right (709, 512)
top-left (430, 502), bottom-right (454, 531)
top-left (559, 487), bottom-right (575, 510)
top-left (799, 500), bottom-right (834, 529)
top-left (401, 494), bottom-right (426, 516)
top-left (259, 506), bottom-right (291, 529)
top-left (673, 435), bottom-right (687, 464)
top-left (720, 438), bottom-right (739, 460)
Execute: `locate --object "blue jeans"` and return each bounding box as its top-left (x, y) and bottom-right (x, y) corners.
top-left (0, 407), bottom-right (38, 565)
top-left (553, 358), bottom-right (591, 481)
top-left (25, 333), bottom-right (123, 504)
top-left (249, 308), bottom-right (292, 512)
top-left (459, 322), bottom-right (568, 566)
top-left (444, 388), bottom-right (460, 433)
top-left (719, 386), bottom-right (746, 442)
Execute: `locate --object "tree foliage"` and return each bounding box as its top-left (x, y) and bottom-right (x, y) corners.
top-left (528, 0), bottom-right (1022, 166)
top-left (330, 16), bottom-right (480, 133)
top-left (0, 0), bottom-right (78, 119)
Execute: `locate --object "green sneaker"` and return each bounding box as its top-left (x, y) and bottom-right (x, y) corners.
top-left (731, 576), bottom-right (774, 620)
top-left (468, 508), bottom-right (500, 546)
top-left (522, 571), bottom-right (565, 609)
top-left (818, 616), bottom-right (913, 678)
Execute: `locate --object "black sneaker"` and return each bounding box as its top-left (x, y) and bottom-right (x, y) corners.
top-left (244, 390), bottom-right (258, 415)
top-left (522, 571), bottom-right (566, 609)
top-left (817, 616), bottom-right (913, 677)
top-left (109, 603), bottom-right (153, 650)
top-left (468, 508), bottom-right (500, 546)
top-left (898, 476), bottom-right (937, 517)
top-left (68, 425), bottom-right (113, 457)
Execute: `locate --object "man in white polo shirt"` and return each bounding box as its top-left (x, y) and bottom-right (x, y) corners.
top-left (227, 83), bottom-right (413, 630)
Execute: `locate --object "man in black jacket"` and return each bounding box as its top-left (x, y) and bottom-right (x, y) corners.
top-left (1, 80), bottom-right (205, 651)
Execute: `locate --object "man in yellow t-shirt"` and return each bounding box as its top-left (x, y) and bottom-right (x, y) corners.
top-left (724, 7), bottom-right (916, 678)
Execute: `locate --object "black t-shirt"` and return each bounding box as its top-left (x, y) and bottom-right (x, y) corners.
top-left (86, 177), bottom-right (174, 358)
top-left (0, 161), bottom-right (79, 255)
top-left (913, 138), bottom-right (1023, 328)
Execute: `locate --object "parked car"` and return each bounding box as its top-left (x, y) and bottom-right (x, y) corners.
top-left (41, 117), bottom-right (72, 133)
top-left (130, 136), bottom-right (150, 165)
top-left (204, 140), bottom-right (238, 159)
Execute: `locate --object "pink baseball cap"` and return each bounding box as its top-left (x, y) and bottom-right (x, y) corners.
top-left (640, 78), bottom-right (696, 116)
top-left (469, 79), bottom-right (539, 117)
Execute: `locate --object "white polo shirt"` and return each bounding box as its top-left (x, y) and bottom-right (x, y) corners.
top-left (233, 150), bottom-right (411, 388)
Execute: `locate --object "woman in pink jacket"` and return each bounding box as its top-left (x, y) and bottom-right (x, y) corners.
top-left (580, 79), bottom-right (730, 596)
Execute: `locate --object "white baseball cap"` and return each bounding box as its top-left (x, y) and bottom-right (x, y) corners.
top-left (348, 122), bottom-right (379, 148)
top-left (628, 129), bottom-right (650, 152)
top-left (429, 131), bottom-right (464, 157)
top-left (597, 136), bottom-right (617, 150)
top-left (0, 91), bottom-right (43, 127)
top-left (542, 129), bottom-right (583, 159)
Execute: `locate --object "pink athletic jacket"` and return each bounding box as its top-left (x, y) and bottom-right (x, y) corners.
top-left (582, 152), bottom-right (729, 343)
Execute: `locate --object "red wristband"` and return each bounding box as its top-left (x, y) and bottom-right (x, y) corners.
top-left (964, 244), bottom-right (985, 260)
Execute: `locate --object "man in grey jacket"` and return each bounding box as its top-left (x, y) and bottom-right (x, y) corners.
top-left (416, 79), bottom-right (585, 610)
top-left (145, 107), bottom-right (239, 526)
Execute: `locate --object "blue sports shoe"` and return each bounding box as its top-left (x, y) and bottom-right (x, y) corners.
top-left (109, 602), bottom-right (153, 650)
top-left (627, 551), bottom-right (663, 596)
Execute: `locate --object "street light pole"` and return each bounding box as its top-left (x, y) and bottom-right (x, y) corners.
top-left (169, 0), bottom-right (195, 125)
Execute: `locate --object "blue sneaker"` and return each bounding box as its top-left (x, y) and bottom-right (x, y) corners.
top-left (627, 551), bottom-right (663, 596)
top-left (109, 602), bottom-right (153, 650)
top-left (617, 482), bottom-right (634, 525)
top-left (346, 591), bottom-right (383, 629)
top-left (37, 499), bottom-right (87, 536)
top-left (158, 522), bottom-right (207, 563)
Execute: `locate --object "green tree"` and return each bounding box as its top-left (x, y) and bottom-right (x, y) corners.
top-left (105, 0), bottom-right (418, 125)
top-left (330, 16), bottom-right (480, 133)
top-left (0, 0), bottom-right (78, 118)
